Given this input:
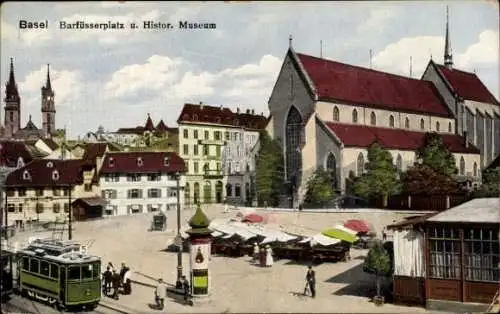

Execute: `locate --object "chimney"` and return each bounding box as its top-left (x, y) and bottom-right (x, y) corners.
top-left (236, 108), bottom-right (240, 114)
top-left (251, 109), bottom-right (255, 115)
top-left (261, 112), bottom-right (264, 116)
top-left (463, 131), bottom-right (469, 148)
top-left (199, 101), bottom-right (204, 109)
top-left (246, 109), bottom-right (250, 114)
top-left (220, 105), bottom-right (223, 111)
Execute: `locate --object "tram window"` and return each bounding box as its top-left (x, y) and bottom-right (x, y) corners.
top-left (50, 264), bottom-right (58, 279)
top-left (82, 264), bottom-right (93, 280)
top-left (22, 257), bottom-right (29, 270)
top-left (40, 261), bottom-right (50, 277)
top-left (29, 259), bottom-right (39, 273)
top-left (92, 262), bottom-right (100, 278)
top-left (68, 266), bottom-right (81, 280)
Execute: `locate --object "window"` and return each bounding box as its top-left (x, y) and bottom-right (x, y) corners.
top-left (333, 106), bottom-right (340, 121)
top-left (36, 188), bottom-right (44, 196)
top-left (52, 170), bottom-right (59, 180)
top-left (92, 263), bottom-right (100, 279)
top-left (235, 183), bottom-right (241, 197)
top-left (137, 157), bottom-right (143, 167)
top-left (194, 145), bottom-right (199, 155)
top-left (225, 132), bottom-right (230, 140)
top-left (64, 203), bottom-right (69, 213)
top-left (164, 157), bottom-right (170, 166)
top-left (108, 157), bottom-right (115, 167)
top-left (193, 114), bottom-right (198, 121)
top-left (84, 184), bottom-right (92, 192)
top-left (148, 188), bottom-right (161, 198)
top-left (50, 264), bottom-right (58, 279)
top-left (464, 228), bottom-right (499, 282)
top-left (285, 106), bottom-right (303, 182)
top-left (23, 170), bottom-right (31, 180)
top-left (473, 162), bottom-right (478, 177)
top-left (168, 188), bottom-right (177, 197)
top-left (203, 181), bottom-right (212, 203)
top-left (30, 259), bottom-right (39, 273)
top-left (448, 122), bottom-right (452, 133)
top-left (53, 188), bottom-right (61, 196)
top-left (36, 203), bottom-right (44, 214)
top-left (420, 118), bottom-right (425, 130)
top-left (204, 130), bottom-right (209, 140)
top-left (18, 204), bottom-right (23, 212)
top-left (389, 115), bottom-right (395, 128)
top-left (7, 204), bottom-right (15, 213)
top-left (22, 257), bottom-right (29, 270)
top-left (215, 131), bottom-right (221, 140)
top-left (203, 163), bottom-right (209, 173)
top-left (193, 130), bottom-right (198, 139)
top-left (53, 203), bottom-right (61, 213)
top-left (147, 173), bottom-right (161, 181)
top-left (428, 227), bottom-right (461, 279)
top-left (183, 144), bottom-right (189, 155)
top-left (217, 162), bottom-right (221, 171)
top-left (128, 189), bottom-right (142, 199)
top-left (436, 121), bottom-right (440, 132)
top-left (226, 184), bottom-right (232, 197)
top-left (459, 156), bottom-right (465, 175)
top-left (18, 188), bottom-right (26, 196)
top-left (396, 154), bottom-right (403, 171)
top-left (370, 112), bottom-right (376, 126)
top-left (185, 183), bottom-right (190, 204)
top-left (40, 261), bottom-right (50, 277)
top-left (357, 153), bottom-right (365, 176)
top-left (82, 264), bottom-right (93, 280)
top-left (127, 174), bottom-right (141, 182)
top-left (63, 188), bottom-right (70, 196)
top-left (352, 109), bottom-right (358, 123)
top-left (68, 266), bottom-right (81, 280)
top-left (405, 117), bottom-right (410, 129)
top-left (6, 189), bottom-right (14, 197)
top-left (183, 129), bottom-right (188, 139)
top-left (102, 189), bottom-right (117, 199)
top-left (203, 145), bottom-right (209, 156)
top-left (194, 162), bottom-right (199, 173)
top-left (216, 146), bottom-right (221, 157)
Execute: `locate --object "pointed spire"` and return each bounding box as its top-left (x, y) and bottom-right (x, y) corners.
top-left (409, 56), bottom-right (413, 78)
top-left (444, 6), bottom-right (453, 69)
top-left (145, 113), bottom-right (154, 131)
top-left (288, 35), bottom-right (293, 48)
top-left (45, 63), bottom-right (52, 91)
top-left (5, 57), bottom-right (19, 99)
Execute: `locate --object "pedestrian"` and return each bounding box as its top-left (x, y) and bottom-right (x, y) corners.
top-left (103, 266), bottom-right (112, 296)
top-left (107, 262), bottom-right (115, 273)
top-left (123, 267), bottom-right (132, 295)
top-left (265, 245), bottom-right (274, 267)
top-left (111, 270), bottom-right (121, 300)
top-left (305, 265), bottom-right (316, 298)
top-left (382, 227), bottom-right (387, 241)
top-left (155, 278), bottom-right (167, 310)
top-left (253, 243), bottom-right (259, 263)
top-left (182, 275), bottom-right (190, 304)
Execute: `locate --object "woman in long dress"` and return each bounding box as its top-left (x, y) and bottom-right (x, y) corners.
top-left (265, 244), bottom-right (274, 267)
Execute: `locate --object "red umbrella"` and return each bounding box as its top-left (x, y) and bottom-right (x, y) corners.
top-left (242, 213), bottom-right (265, 224)
top-left (344, 219), bottom-right (372, 234)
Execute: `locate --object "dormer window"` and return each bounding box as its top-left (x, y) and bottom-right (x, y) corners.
top-left (23, 170), bottom-right (31, 180)
top-left (137, 157), bottom-right (143, 167)
top-left (46, 161), bottom-right (54, 168)
top-left (193, 114), bottom-right (198, 121)
top-left (17, 157), bottom-right (24, 168)
top-left (234, 119), bottom-right (239, 126)
top-left (164, 157), bottom-right (170, 166)
top-left (52, 170), bottom-right (59, 180)
top-left (215, 117), bottom-right (221, 123)
top-left (109, 157), bottom-right (115, 167)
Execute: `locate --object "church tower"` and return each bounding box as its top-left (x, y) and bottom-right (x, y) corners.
top-left (444, 6), bottom-right (453, 69)
top-left (41, 64), bottom-right (56, 138)
top-left (4, 58), bottom-right (21, 138)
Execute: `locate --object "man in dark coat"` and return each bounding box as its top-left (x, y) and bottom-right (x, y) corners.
top-left (305, 266), bottom-right (316, 298)
top-left (103, 266), bottom-right (112, 296)
top-left (182, 276), bottom-right (190, 304)
top-left (111, 270), bottom-right (121, 300)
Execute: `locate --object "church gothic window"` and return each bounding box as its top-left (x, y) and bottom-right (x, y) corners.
top-left (370, 112), bottom-right (376, 126)
top-left (473, 162), bottom-right (478, 177)
top-left (352, 109), bottom-right (358, 123)
top-left (396, 154), bottom-right (403, 171)
top-left (420, 119), bottom-right (425, 130)
top-left (326, 153), bottom-right (337, 189)
top-left (357, 153), bottom-right (365, 176)
top-left (405, 117), bottom-right (410, 129)
top-left (459, 157), bottom-right (465, 175)
top-left (285, 106), bottom-right (303, 183)
top-left (333, 106), bottom-right (340, 121)
top-left (436, 122), bottom-right (440, 132)
top-left (389, 115), bottom-right (395, 128)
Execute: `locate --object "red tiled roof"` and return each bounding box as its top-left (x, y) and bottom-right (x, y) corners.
top-left (436, 64), bottom-right (499, 105)
top-left (145, 114), bottom-right (154, 131)
top-left (297, 53), bottom-right (453, 117)
top-left (42, 138), bottom-right (59, 150)
top-left (0, 141), bottom-right (33, 167)
top-left (325, 122), bottom-right (480, 154)
top-left (156, 120), bottom-right (168, 132)
top-left (177, 103), bottom-right (268, 129)
top-left (82, 143), bottom-right (108, 163)
top-left (100, 151), bottom-right (186, 174)
top-left (5, 159), bottom-right (87, 187)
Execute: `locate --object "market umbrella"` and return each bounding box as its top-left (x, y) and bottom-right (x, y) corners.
top-left (344, 219), bottom-right (372, 234)
top-left (321, 224), bottom-right (359, 244)
top-left (242, 213), bottom-right (265, 224)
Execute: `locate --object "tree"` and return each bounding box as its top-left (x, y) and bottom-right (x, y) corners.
top-left (255, 131), bottom-right (285, 207)
top-left (402, 164), bottom-right (462, 195)
top-left (363, 240), bottom-right (391, 301)
top-left (473, 167), bottom-right (500, 197)
top-left (417, 132), bottom-right (458, 177)
top-left (353, 142), bottom-right (400, 207)
top-left (304, 168), bottom-right (336, 207)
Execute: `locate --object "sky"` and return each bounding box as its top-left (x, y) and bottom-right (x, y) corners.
top-left (1, 1), bottom-right (499, 138)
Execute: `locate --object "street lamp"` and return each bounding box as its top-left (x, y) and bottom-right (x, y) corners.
top-left (174, 171), bottom-right (183, 289)
top-left (67, 184), bottom-right (73, 240)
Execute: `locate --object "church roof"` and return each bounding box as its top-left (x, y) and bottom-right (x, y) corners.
top-left (296, 53), bottom-right (453, 118)
top-left (5, 159), bottom-right (87, 187)
top-left (324, 122), bottom-right (480, 154)
top-left (0, 140), bottom-right (33, 167)
top-left (144, 114), bottom-right (154, 131)
top-left (5, 58), bottom-right (19, 100)
top-left (22, 116), bottom-right (39, 131)
top-left (435, 64), bottom-right (499, 105)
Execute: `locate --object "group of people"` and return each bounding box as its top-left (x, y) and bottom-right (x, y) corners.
top-left (155, 276), bottom-right (191, 310)
top-left (102, 262), bottom-right (132, 300)
top-left (253, 243), bottom-right (274, 267)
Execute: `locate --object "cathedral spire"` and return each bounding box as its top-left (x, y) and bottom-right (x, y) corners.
top-left (5, 57), bottom-right (19, 99)
top-left (45, 63), bottom-right (52, 91)
top-left (444, 6), bottom-right (453, 69)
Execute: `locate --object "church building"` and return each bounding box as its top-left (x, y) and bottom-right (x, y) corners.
top-left (3, 58), bottom-right (57, 139)
top-left (267, 13), bottom-right (498, 206)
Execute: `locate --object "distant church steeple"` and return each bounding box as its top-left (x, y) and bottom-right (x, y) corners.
top-left (41, 63), bottom-right (56, 138)
top-left (444, 6), bottom-right (453, 69)
top-left (4, 58), bottom-right (21, 138)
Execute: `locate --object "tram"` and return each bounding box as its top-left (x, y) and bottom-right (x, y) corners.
top-left (1, 247), bottom-right (15, 300)
top-left (15, 238), bottom-right (101, 310)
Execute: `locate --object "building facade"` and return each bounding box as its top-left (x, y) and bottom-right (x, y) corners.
top-left (177, 103), bottom-right (267, 205)
top-left (267, 43), bottom-right (482, 206)
top-left (98, 151), bottom-right (186, 216)
top-left (3, 59), bottom-right (59, 139)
